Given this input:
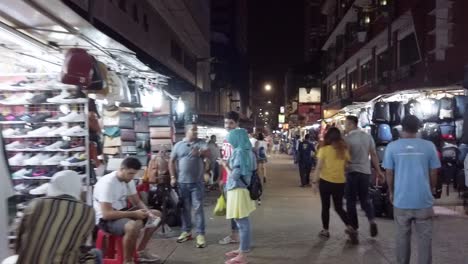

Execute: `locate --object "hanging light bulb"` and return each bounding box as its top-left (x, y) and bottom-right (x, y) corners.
top-left (176, 97), bottom-right (185, 114)
top-left (364, 15), bottom-right (371, 24)
top-left (380, 0), bottom-right (387, 6)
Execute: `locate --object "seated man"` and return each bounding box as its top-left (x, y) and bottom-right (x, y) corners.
top-left (94, 157), bottom-right (162, 264)
top-left (15, 170), bottom-right (100, 264)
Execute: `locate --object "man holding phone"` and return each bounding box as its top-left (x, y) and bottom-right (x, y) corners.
top-left (94, 157), bottom-right (162, 264)
top-left (170, 123), bottom-right (210, 248)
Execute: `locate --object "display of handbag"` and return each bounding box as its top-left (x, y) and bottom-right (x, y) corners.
top-left (149, 115), bottom-right (172, 127)
top-left (119, 80), bottom-right (142, 108)
top-left (103, 127), bottom-right (120, 138)
top-left (85, 58), bottom-right (105, 91)
top-left (104, 136), bottom-right (122, 147)
top-left (454, 95), bottom-right (468, 119)
top-left (103, 109), bottom-right (120, 127)
top-left (61, 48), bottom-right (94, 86)
top-left (150, 127), bottom-right (172, 139)
top-left (151, 139), bottom-right (173, 152)
top-left (106, 71), bottom-right (125, 104)
top-left (421, 122), bottom-right (442, 148)
top-left (134, 114), bottom-right (149, 133)
top-left (121, 129), bottom-right (136, 141)
top-left (119, 112), bottom-right (135, 129)
top-left (421, 98), bottom-right (440, 122)
top-left (103, 147), bottom-right (119, 155)
top-left (389, 101), bottom-right (405, 125)
top-left (439, 97), bottom-right (455, 120)
top-left (405, 99), bottom-right (424, 121)
top-left (372, 102), bottom-right (390, 123)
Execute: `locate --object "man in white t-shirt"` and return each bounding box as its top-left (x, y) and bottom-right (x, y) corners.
top-left (94, 157), bottom-right (162, 264)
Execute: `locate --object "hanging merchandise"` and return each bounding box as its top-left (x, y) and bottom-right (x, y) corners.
top-left (405, 99), bottom-right (424, 120)
top-left (61, 48), bottom-right (94, 86)
top-left (119, 80), bottom-right (142, 108)
top-left (440, 122), bottom-right (456, 141)
top-left (377, 123), bottom-right (392, 145)
top-left (391, 125), bottom-right (402, 140)
top-left (376, 145), bottom-right (386, 163)
top-left (372, 101), bottom-right (390, 123)
top-left (439, 97), bottom-right (455, 120)
top-left (358, 108), bottom-right (371, 128)
top-left (389, 101), bottom-right (405, 125)
top-left (441, 142), bottom-right (459, 162)
top-left (456, 119), bottom-right (464, 141)
top-left (421, 98), bottom-right (440, 122)
top-left (461, 109), bottom-right (468, 144)
top-left (421, 122), bottom-right (442, 148)
top-left (454, 95), bottom-right (468, 119)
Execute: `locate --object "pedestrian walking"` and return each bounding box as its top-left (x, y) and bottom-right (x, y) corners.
top-left (382, 115), bottom-right (440, 264)
top-left (312, 127), bottom-right (358, 243)
top-left (255, 133), bottom-right (268, 184)
top-left (170, 123), bottom-right (210, 248)
top-left (219, 129), bottom-right (256, 264)
top-left (207, 135), bottom-right (221, 185)
top-left (297, 134), bottom-right (315, 187)
top-left (344, 115), bottom-right (384, 239)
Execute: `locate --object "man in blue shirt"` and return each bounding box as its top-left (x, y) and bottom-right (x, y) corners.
top-left (297, 134), bottom-right (315, 187)
top-left (382, 115), bottom-right (440, 264)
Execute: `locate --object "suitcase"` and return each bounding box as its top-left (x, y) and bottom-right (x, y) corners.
top-left (150, 127), bottom-right (172, 139)
top-left (369, 179), bottom-right (393, 219)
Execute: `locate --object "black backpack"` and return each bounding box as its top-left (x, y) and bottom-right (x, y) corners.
top-left (372, 102), bottom-right (390, 123)
top-left (389, 101), bottom-right (404, 125)
top-left (241, 170), bottom-right (263, 200)
top-left (439, 97), bottom-right (455, 120)
top-left (421, 98), bottom-right (440, 122)
top-left (405, 99), bottom-right (424, 121)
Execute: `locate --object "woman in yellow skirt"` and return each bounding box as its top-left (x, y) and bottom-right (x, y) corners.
top-left (219, 129), bottom-right (256, 264)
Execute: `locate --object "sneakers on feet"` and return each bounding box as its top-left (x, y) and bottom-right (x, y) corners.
top-left (218, 235), bottom-right (239, 245)
top-left (370, 222), bottom-right (378, 237)
top-left (137, 250), bottom-right (160, 263)
top-left (176, 232), bottom-right (192, 243)
top-left (345, 227), bottom-right (359, 244)
top-left (318, 229), bottom-right (330, 238)
top-left (196, 235), bottom-right (206, 248)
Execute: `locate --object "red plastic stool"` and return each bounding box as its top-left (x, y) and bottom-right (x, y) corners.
top-left (96, 229), bottom-right (138, 264)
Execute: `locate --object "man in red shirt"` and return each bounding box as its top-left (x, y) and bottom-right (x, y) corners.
top-left (218, 111), bottom-right (240, 245)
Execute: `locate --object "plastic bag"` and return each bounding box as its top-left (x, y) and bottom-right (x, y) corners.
top-left (213, 195), bottom-right (226, 216)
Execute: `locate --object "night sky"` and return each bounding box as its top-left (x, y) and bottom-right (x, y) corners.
top-left (248, 0), bottom-right (305, 100)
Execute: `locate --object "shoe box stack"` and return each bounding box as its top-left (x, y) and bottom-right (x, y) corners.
top-left (0, 80), bottom-right (89, 190)
top-left (102, 99), bottom-right (174, 168)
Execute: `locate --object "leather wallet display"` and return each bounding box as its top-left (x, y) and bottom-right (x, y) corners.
top-left (119, 112), bottom-right (135, 129)
top-left (134, 115), bottom-right (149, 133)
top-left (103, 109), bottom-right (119, 127)
top-left (150, 127), bottom-right (172, 139)
top-left (103, 147), bottom-right (119, 155)
top-left (148, 115), bottom-right (171, 127)
top-left (150, 139), bottom-right (173, 152)
top-left (104, 136), bottom-right (122, 147)
top-left (121, 129), bottom-right (136, 141)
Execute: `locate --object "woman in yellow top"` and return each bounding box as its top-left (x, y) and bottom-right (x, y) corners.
top-left (313, 127), bottom-right (358, 243)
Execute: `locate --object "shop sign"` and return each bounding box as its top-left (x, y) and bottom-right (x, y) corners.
top-left (299, 88), bottom-right (321, 103)
top-left (278, 114), bottom-right (285, 124)
top-left (298, 104), bottom-right (321, 125)
top-left (280, 106), bottom-right (285, 114)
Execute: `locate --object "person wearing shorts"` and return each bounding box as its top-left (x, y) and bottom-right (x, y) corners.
top-left (94, 157), bottom-right (162, 264)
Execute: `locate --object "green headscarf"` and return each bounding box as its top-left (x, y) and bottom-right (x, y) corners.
top-left (227, 128), bottom-right (253, 176)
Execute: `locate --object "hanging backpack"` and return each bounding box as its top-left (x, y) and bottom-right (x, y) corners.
top-left (377, 124), bottom-right (392, 145)
top-left (389, 101), bottom-right (404, 125)
top-left (441, 143), bottom-right (459, 163)
top-left (440, 122), bottom-right (456, 141)
top-left (456, 119), bottom-right (464, 141)
top-left (421, 98), bottom-right (440, 122)
top-left (392, 125), bottom-right (402, 140)
top-left (421, 122), bottom-right (442, 148)
top-left (462, 109), bottom-right (468, 144)
top-left (405, 99), bottom-right (424, 121)
top-left (439, 97), bottom-right (455, 120)
top-left (454, 95), bottom-right (468, 119)
top-left (240, 170), bottom-right (263, 200)
top-left (358, 108), bottom-right (371, 128)
top-left (373, 102), bottom-right (390, 123)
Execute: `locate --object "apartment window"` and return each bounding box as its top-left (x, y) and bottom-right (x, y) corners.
top-left (399, 33), bottom-right (420, 67)
top-left (184, 52), bottom-right (197, 75)
top-left (377, 49), bottom-right (391, 81)
top-left (118, 0), bottom-right (126, 11)
top-left (360, 61), bottom-right (372, 85)
top-left (329, 84), bottom-right (337, 100)
top-left (339, 78), bottom-right (347, 98)
top-left (171, 40), bottom-right (183, 64)
top-left (143, 14), bottom-right (149, 32)
top-left (132, 4), bottom-right (139, 23)
top-left (348, 70), bottom-right (357, 90)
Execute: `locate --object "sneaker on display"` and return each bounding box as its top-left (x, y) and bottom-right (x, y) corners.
top-left (60, 125), bottom-right (87, 137)
top-left (47, 126), bottom-right (69, 136)
top-left (27, 126), bottom-right (52, 136)
top-left (60, 91), bottom-right (88, 104)
top-left (29, 113), bottom-right (53, 123)
top-left (59, 140), bottom-right (85, 151)
top-left (57, 112), bottom-right (85, 122)
top-left (28, 92), bottom-right (52, 104)
top-left (42, 153), bottom-right (67, 165)
top-left (12, 168), bottom-right (32, 180)
top-left (47, 90), bottom-right (71, 103)
top-left (9, 153), bottom-right (31, 166)
top-left (24, 153), bottom-right (51, 166)
top-left (3, 128), bottom-right (21, 137)
top-left (29, 183), bottom-right (50, 195)
top-left (45, 113), bottom-right (67, 122)
top-left (2, 93), bottom-right (35, 105)
top-left (23, 168), bottom-right (51, 179)
top-left (26, 141), bottom-right (48, 151)
top-left (60, 153), bottom-right (87, 166)
top-left (6, 141), bottom-right (27, 150)
top-left (44, 141), bottom-right (65, 151)
top-left (4, 114), bottom-right (19, 121)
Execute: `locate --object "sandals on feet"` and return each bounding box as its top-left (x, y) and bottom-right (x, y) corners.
top-left (225, 250), bottom-right (240, 259)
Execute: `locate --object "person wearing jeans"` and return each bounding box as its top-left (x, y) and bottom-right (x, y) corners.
top-left (312, 127), bottom-right (358, 243)
top-left (297, 134), bottom-right (315, 187)
top-left (220, 129), bottom-right (256, 264)
top-left (170, 123), bottom-right (210, 248)
top-left (344, 115), bottom-right (384, 239)
top-left (383, 115), bottom-right (440, 264)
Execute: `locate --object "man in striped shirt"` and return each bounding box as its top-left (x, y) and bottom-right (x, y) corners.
top-left (15, 170), bottom-right (99, 264)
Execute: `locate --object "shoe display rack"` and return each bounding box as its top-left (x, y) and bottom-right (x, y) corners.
top-left (0, 81), bottom-right (92, 201)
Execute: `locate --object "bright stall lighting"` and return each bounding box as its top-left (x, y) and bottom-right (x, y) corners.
top-left (153, 89), bottom-right (163, 109)
top-left (176, 97), bottom-right (185, 114)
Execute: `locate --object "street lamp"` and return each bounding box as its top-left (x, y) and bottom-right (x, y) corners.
top-left (267, 100), bottom-right (272, 104)
top-left (265, 111), bottom-right (269, 116)
top-left (265, 84), bottom-right (272, 91)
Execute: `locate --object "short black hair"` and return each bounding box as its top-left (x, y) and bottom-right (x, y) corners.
top-left (346, 115), bottom-right (359, 126)
top-left (121, 157), bottom-right (142, 170)
top-left (210, 135), bottom-right (216, 140)
top-left (304, 134), bottom-right (310, 140)
top-left (402, 115), bottom-right (421, 134)
top-left (224, 111), bottom-right (240, 122)
top-left (257, 133), bottom-right (265, 141)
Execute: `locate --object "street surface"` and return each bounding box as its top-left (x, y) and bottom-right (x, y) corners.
top-left (148, 155), bottom-right (468, 264)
